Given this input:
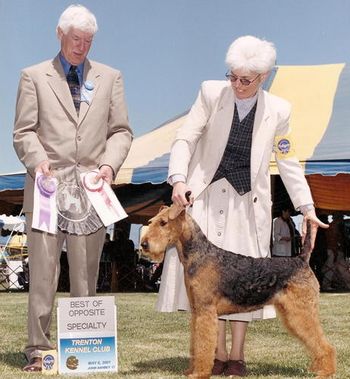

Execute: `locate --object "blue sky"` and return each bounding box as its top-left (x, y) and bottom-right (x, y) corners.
top-left (1, 0), bottom-right (350, 174)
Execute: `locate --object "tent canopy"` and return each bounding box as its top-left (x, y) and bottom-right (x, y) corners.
top-left (268, 64), bottom-right (350, 176)
top-left (115, 63), bottom-right (350, 185)
top-left (113, 63), bottom-right (350, 212)
top-left (0, 214), bottom-right (25, 232)
top-left (1, 63), bottom-right (350, 217)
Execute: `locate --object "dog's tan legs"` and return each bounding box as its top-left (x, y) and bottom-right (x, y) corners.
top-left (275, 284), bottom-right (336, 378)
top-left (188, 307), bottom-right (218, 379)
top-left (184, 312), bottom-right (196, 376)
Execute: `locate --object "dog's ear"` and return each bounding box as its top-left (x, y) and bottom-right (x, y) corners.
top-left (168, 204), bottom-right (185, 220)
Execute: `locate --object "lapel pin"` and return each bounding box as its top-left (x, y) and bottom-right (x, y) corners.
top-left (81, 81), bottom-right (95, 104)
top-left (84, 81), bottom-right (94, 91)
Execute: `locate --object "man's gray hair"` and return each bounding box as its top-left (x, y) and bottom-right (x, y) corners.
top-left (57, 4), bottom-right (98, 35)
top-left (225, 35), bottom-right (276, 74)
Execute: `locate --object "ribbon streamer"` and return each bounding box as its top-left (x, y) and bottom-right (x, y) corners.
top-left (83, 173), bottom-right (118, 215)
top-left (33, 174), bottom-right (58, 233)
top-left (81, 170), bottom-right (127, 226)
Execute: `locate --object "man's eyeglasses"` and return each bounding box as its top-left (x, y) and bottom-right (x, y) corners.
top-left (225, 72), bottom-right (260, 86)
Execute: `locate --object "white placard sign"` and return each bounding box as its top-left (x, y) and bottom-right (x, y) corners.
top-left (80, 170), bottom-right (127, 226)
top-left (57, 296), bottom-right (117, 374)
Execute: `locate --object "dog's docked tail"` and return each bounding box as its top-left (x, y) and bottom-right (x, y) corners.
top-left (299, 220), bottom-right (313, 262)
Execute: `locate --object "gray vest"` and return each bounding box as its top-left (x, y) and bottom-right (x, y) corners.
top-left (211, 102), bottom-right (257, 195)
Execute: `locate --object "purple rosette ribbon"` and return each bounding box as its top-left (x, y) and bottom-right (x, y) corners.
top-left (37, 175), bottom-right (57, 230)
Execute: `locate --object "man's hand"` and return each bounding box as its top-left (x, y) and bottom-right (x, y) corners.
top-left (171, 182), bottom-right (193, 207)
top-left (34, 160), bottom-right (51, 176)
top-left (95, 165), bottom-right (114, 185)
top-left (302, 209), bottom-right (329, 249)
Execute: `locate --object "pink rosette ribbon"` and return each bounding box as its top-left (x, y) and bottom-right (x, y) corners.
top-left (37, 175), bottom-right (57, 229)
top-left (83, 171), bottom-right (118, 214)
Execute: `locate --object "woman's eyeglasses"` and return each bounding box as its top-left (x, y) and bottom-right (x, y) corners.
top-left (225, 72), bottom-right (260, 86)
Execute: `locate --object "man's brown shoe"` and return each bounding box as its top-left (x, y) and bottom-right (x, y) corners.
top-left (23, 357), bottom-right (42, 372)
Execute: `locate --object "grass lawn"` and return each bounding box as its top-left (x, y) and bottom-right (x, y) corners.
top-left (0, 291), bottom-right (349, 378)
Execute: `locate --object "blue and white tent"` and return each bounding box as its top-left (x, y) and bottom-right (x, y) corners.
top-left (1, 64), bottom-right (350, 217)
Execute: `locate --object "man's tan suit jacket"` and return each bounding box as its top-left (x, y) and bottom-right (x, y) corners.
top-left (13, 55), bottom-right (132, 212)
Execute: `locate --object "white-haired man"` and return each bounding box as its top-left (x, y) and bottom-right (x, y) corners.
top-left (13, 4), bottom-right (132, 372)
top-left (158, 35), bottom-right (328, 376)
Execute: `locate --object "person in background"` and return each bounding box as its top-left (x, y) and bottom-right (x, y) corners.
top-left (322, 213), bottom-right (350, 290)
top-left (309, 213), bottom-right (329, 285)
top-left (13, 4), bottom-right (132, 372)
top-left (272, 206), bottom-right (298, 257)
top-left (158, 35), bottom-right (328, 377)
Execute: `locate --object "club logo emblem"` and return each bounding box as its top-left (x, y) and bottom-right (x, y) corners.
top-left (43, 354), bottom-right (55, 370)
top-left (278, 139), bottom-right (290, 154)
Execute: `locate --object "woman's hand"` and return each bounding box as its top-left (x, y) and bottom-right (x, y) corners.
top-left (302, 209), bottom-right (329, 249)
top-left (171, 182), bottom-right (193, 207)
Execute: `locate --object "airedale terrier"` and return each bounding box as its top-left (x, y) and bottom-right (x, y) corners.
top-left (140, 204), bottom-right (336, 379)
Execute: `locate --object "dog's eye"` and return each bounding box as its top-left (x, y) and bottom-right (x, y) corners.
top-left (159, 220), bottom-right (167, 227)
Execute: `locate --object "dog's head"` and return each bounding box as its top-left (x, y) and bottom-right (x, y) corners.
top-left (140, 203), bottom-right (186, 262)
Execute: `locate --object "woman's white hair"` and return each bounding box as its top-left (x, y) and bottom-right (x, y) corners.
top-left (57, 4), bottom-right (98, 35)
top-left (225, 35), bottom-right (276, 74)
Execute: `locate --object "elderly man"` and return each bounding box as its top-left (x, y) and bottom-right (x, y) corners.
top-left (13, 4), bottom-right (132, 372)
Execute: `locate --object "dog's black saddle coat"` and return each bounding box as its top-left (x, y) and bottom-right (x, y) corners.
top-left (184, 219), bottom-right (308, 307)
